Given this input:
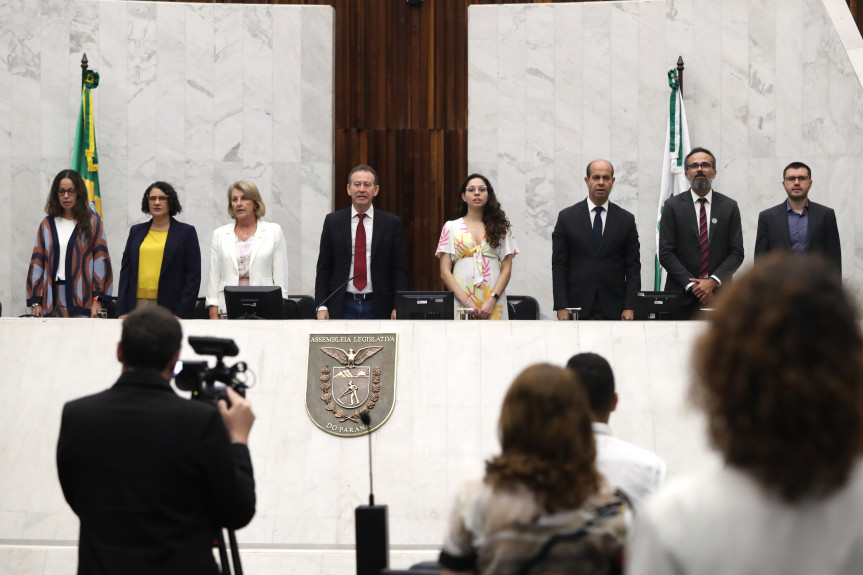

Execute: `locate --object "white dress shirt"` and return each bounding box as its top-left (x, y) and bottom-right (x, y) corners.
top-left (593, 422), bottom-right (667, 507)
top-left (628, 462), bottom-right (863, 575)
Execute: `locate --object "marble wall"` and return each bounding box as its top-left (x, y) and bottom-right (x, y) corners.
top-left (468, 0), bottom-right (863, 318)
top-left (0, 318), bottom-right (717, 574)
top-left (0, 0), bottom-right (334, 316)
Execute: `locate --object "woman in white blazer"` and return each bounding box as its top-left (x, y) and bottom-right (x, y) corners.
top-left (206, 180), bottom-right (289, 318)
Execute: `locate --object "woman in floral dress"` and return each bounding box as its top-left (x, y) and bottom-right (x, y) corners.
top-left (436, 174), bottom-right (518, 320)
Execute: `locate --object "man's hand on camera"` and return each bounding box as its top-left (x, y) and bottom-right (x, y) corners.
top-left (218, 387), bottom-right (255, 445)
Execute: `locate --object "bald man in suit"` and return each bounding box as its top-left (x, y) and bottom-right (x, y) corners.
top-left (552, 159), bottom-right (641, 320)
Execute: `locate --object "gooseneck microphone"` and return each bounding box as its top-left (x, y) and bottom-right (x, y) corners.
top-left (317, 274), bottom-right (360, 312)
top-left (363, 412), bottom-right (375, 506)
top-left (355, 412), bottom-right (389, 575)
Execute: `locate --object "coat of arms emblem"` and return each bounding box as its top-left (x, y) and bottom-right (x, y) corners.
top-left (306, 334), bottom-right (397, 437)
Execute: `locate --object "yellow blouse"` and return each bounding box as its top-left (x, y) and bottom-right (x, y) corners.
top-left (136, 230), bottom-right (168, 299)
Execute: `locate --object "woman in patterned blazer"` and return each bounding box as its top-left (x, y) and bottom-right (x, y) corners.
top-left (26, 169), bottom-right (113, 317)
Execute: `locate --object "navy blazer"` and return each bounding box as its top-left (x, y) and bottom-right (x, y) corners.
top-left (551, 200), bottom-right (641, 318)
top-left (658, 190), bottom-right (744, 306)
top-left (754, 200), bottom-right (841, 275)
top-left (117, 218), bottom-right (202, 318)
top-left (314, 206), bottom-right (408, 319)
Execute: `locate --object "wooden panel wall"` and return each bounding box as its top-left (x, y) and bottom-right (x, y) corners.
top-left (165, 0), bottom-right (863, 292)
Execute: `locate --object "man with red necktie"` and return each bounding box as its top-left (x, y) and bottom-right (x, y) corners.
top-left (315, 164), bottom-right (408, 319)
top-left (658, 147), bottom-right (744, 319)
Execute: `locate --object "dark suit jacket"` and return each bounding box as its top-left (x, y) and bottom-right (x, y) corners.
top-left (754, 200), bottom-right (841, 274)
top-left (117, 218), bottom-right (202, 318)
top-left (551, 200), bottom-right (641, 319)
top-left (56, 370), bottom-right (255, 575)
top-left (315, 206), bottom-right (408, 319)
top-left (658, 190), bottom-right (744, 306)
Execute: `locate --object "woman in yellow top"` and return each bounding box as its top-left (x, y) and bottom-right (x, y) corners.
top-left (116, 182), bottom-right (201, 318)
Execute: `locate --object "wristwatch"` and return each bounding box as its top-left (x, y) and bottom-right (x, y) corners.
top-left (491, 292), bottom-right (500, 301)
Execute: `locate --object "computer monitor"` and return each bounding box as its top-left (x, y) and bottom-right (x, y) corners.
top-left (224, 285), bottom-right (284, 319)
top-left (395, 291), bottom-right (454, 320)
top-left (635, 291), bottom-right (681, 320)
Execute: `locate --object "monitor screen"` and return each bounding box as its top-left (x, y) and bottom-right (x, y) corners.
top-left (635, 291), bottom-right (680, 321)
top-left (395, 291), bottom-right (454, 320)
top-left (224, 285), bottom-right (284, 320)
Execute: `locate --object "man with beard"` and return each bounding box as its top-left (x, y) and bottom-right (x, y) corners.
top-left (658, 147), bottom-right (743, 319)
top-left (754, 161), bottom-right (841, 274)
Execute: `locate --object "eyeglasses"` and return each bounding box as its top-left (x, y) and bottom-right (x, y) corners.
top-left (147, 195), bottom-right (169, 203)
top-left (784, 175), bottom-right (810, 183)
top-left (465, 186), bottom-right (488, 193)
top-left (687, 162), bottom-right (713, 171)
top-left (58, 189), bottom-right (77, 196)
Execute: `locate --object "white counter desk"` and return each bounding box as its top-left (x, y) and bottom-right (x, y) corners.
top-left (0, 318), bottom-right (718, 574)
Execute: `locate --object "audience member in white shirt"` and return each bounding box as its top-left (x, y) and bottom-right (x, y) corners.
top-left (628, 253), bottom-right (863, 575)
top-left (566, 352), bottom-right (666, 506)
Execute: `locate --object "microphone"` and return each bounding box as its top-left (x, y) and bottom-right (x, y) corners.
top-left (355, 412), bottom-right (389, 575)
top-left (316, 274), bottom-right (360, 312)
top-left (362, 412), bottom-right (375, 506)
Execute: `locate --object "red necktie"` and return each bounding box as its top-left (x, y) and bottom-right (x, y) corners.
top-left (698, 198), bottom-right (709, 278)
top-left (354, 213), bottom-right (367, 291)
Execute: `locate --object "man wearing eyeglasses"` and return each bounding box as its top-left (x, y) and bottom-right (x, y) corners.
top-left (754, 162), bottom-right (841, 274)
top-left (315, 164), bottom-right (408, 319)
top-left (658, 147), bottom-right (744, 319)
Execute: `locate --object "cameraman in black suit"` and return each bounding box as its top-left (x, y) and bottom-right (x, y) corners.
top-left (57, 306), bottom-right (256, 574)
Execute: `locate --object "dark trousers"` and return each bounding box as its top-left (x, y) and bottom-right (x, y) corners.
top-left (343, 296), bottom-right (376, 319)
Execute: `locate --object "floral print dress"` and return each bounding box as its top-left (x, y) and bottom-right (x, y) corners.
top-left (435, 218), bottom-right (518, 320)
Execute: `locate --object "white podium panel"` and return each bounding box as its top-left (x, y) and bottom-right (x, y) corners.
top-left (0, 318), bottom-right (717, 574)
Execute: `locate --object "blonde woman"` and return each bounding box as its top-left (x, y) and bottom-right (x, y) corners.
top-left (206, 180), bottom-right (288, 318)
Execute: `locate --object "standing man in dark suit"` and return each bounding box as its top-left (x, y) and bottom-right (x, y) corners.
top-left (315, 164), bottom-right (408, 319)
top-left (57, 306), bottom-right (256, 574)
top-left (552, 159), bottom-right (641, 320)
top-left (754, 161), bottom-right (841, 274)
top-left (658, 147), bottom-right (744, 319)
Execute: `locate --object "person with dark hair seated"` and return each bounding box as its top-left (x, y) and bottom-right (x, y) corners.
top-left (566, 352), bottom-right (666, 506)
top-left (628, 253), bottom-right (863, 574)
top-left (440, 364), bottom-right (629, 575)
top-left (116, 181), bottom-right (201, 318)
top-left (56, 306), bottom-right (256, 573)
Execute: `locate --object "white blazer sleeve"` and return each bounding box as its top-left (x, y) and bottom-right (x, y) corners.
top-left (272, 223), bottom-right (289, 299)
top-left (205, 228), bottom-right (223, 308)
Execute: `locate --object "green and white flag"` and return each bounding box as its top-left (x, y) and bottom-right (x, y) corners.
top-left (655, 68), bottom-right (691, 290)
top-left (72, 69), bottom-right (102, 218)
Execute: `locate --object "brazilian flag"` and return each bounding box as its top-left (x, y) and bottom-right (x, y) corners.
top-left (72, 69), bottom-right (102, 217)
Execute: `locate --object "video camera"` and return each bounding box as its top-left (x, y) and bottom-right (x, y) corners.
top-left (175, 336), bottom-right (250, 403)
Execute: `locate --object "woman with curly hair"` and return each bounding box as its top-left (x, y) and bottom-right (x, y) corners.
top-left (436, 174), bottom-right (518, 319)
top-left (26, 169), bottom-right (112, 317)
top-left (628, 253), bottom-right (863, 575)
top-left (116, 182), bottom-right (201, 319)
top-left (440, 364), bottom-right (630, 575)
